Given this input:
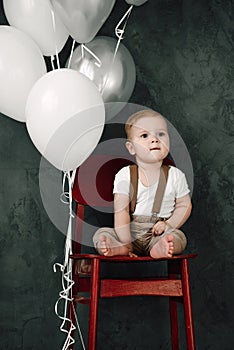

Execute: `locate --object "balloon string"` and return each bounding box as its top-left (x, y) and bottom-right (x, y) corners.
top-left (60, 170), bottom-right (76, 217)
top-left (53, 261), bottom-right (76, 350)
top-left (115, 5), bottom-right (133, 41)
top-left (81, 43), bottom-right (85, 59)
top-left (100, 5), bottom-right (133, 96)
top-left (54, 170), bottom-right (85, 350)
top-left (114, 5), bottom-right (133, 57)
top-left (81, 44), bottom-right (102, 68)
top-left (51, 55), bottom-right (56, 70)
top-left (67, 39), bottom-right (76, 69)
top-left (71, 301), bottom-right (86, 350)
top-left (51, 7), bottom-right (60, 69)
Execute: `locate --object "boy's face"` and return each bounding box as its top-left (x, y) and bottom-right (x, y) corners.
top-left (126, 115), bottom-right (169, 164)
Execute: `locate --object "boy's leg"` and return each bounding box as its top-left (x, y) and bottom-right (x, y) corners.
top-left (93, 227), bottom-right (130, 256)
top-left (148, 229), bottom-right (187, 259)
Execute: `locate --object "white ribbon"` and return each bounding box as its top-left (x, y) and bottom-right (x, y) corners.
top-left (54, 170), bottom-right (86, 350)
top-left (114, 5), bottom-right (133, 49)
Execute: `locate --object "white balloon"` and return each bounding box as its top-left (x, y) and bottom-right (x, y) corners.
top-left (0, 25), bottom-right (47, 122)
top-left (125, 0), bottom-right (148, 5)
top-left (3, 0), bottom-right (69, 56)
top-left (26, 69), bottom-right (105, 171)
top-left (51, 0), bottom-right (116, 43)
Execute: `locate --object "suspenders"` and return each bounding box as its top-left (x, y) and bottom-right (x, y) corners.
top-left (129, 164), bottom-right (170, 218)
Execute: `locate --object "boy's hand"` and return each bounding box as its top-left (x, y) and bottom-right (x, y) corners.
top-left (152, 221), bottom-right (167, 236)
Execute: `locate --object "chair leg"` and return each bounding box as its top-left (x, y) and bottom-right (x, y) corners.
top-left (168, 261), bottom-right (180, 350)
top-left (181, 259), bottom-right (196, 350)
top-left (169, 297), bottom-right (180, 350)
top-left (88, 258), bottom-right (101, 350)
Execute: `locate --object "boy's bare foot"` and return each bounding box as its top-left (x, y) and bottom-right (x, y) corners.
top-left (97, 235), bottom-right (129, 256)
top-left (150, 234), bottom-right (174, 259)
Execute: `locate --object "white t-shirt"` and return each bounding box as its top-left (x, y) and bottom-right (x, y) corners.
top-left (113, 165), bottom-right (190, 218)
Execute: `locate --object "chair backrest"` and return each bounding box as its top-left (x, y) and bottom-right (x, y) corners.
top-left (72, 155), bottom-right (134, 206)
top-left (72, 154), bottom-right (174, 206)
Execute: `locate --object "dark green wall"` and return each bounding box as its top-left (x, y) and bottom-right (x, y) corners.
top-left (0, 0), bottom-right (233, 349)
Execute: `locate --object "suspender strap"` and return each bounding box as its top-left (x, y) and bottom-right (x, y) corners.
top-left (129, 164), bottom-right (169, 216)
top-left (129, 165), bottom-right (138, 214)
top-left (151, 165), bottom-right (169, 215)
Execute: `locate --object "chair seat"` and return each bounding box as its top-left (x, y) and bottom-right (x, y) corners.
top-left (70, 253), bottom-right (197, 262)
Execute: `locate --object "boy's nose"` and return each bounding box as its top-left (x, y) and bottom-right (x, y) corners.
top-left (151, 134), bottom-right (159, 142)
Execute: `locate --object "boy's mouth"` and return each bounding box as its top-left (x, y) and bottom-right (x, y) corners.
top-left (150, 147), bottom-right (160, 151)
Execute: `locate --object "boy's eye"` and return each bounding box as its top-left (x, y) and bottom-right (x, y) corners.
top-left (158, 132), bottom-right (165, 137)
top-left (140, 133), bottom-right (148, 138)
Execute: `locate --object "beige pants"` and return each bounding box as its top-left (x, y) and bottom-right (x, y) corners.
top-left (93, 215), bottom-right (187, 256)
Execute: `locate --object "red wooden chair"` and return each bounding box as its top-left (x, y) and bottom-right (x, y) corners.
top-left (69, 154), bottom-right (197, 350)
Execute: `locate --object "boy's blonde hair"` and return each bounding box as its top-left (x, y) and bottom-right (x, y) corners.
top-left (125, 109), bottom-right (165, 139)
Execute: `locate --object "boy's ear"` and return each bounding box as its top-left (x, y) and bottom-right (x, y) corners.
top-left (125, 140), bottom-right (135, 155)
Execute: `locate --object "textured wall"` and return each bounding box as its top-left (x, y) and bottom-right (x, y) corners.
top-left (0, 0), bottom-right (233, 349)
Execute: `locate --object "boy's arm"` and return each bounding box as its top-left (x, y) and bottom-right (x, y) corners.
top-left (166, 194), bottom-right (192, 229)
top-left (114, 193), bottom-right (133, 251)
top-left (152, 194), bottom-right (192, 235)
